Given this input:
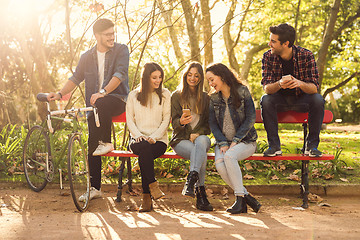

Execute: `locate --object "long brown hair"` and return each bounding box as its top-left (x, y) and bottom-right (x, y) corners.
top-left (205, 63), bottom-right (244, 108)
top-left (178, 62), bottom-right (206, 114)
top-left (137, 62), bottom-right (164, 106)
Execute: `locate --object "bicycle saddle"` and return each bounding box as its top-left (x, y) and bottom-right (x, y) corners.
top-left (37, 93), bottom-right (49, 102)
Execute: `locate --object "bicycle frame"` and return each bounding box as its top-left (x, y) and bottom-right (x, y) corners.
top-left (42, 101), bottom-right (99, 188)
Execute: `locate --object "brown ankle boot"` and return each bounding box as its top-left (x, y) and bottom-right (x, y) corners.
top-left (139, 193), bottom-right (152, 212)
top-left (149, 181), bottom-right (165, 200)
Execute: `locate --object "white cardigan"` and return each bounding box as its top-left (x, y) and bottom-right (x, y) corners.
top-left (126, 88), bottom-right (171, 144)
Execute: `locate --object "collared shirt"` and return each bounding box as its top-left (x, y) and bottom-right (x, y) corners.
top-left (69, 43), bottom-right (130, 107)
top-left (261, 45), bottom-right (319, 96)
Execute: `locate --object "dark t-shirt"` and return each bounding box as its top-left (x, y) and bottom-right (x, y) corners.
top-left (280, 57), bottom-right (296, 95)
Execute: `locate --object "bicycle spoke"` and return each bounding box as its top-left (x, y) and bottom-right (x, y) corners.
top-left (68, 133), bottom-right (90, 212)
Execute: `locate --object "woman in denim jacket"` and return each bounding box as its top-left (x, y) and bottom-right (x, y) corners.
top-left (170, 62), bottom-right (213, 211)
top-left (206, 63), bottom-right (261, 214)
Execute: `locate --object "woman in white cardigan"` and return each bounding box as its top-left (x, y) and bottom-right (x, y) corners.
top-left (126, 62), bottom-right (171, 212)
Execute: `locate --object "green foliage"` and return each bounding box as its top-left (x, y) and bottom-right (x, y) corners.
top-left (0, 124), bottom-right (26, 174)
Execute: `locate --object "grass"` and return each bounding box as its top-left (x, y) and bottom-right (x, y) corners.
top-left (2, 123), bottom-right (359, 187)
top-left (101, 125), bottom-right (360, 187)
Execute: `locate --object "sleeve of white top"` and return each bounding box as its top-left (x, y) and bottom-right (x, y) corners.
top-left (149, 89), bottom-right (171, 141)
top-left (126, 91), bottom-right (143, 139)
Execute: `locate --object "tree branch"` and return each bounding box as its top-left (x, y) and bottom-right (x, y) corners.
top-left (322, 72), bottom-right (360, 99)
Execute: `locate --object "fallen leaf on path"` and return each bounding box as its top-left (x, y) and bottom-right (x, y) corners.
top-left (278, 165), bottom-right (286, 171)
top-left (206, 188), bottom-right (214, 198)
top-left (279, 197), bottom-right (290, 201)
top-left (292, 207), bottom-right (305, 211)
top-left (308, 193), bottom-right (323, 203)
top-left (221, 187), bottom-right (228, 196)
top-left (318, 202), bottom-right (331, 207)
top-left (244, 162), bottom-right (253, 170)
top-left (244, 174), bottom-right (255, 180)
top-left (287, 174), bottom-right (300, 181)
top-left (340, 178), bottom-right (349, 182)
top-left (271, 175), bottom-right (279, 180)
top-left (324, 174), bottom-right (334, 180)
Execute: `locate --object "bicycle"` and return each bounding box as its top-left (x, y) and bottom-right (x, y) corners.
top-left (22, 93), bottom-right (100, 212)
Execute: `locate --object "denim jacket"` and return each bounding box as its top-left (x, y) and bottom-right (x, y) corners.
top-left (69, 43), bottom-right (129, 107)
top-left (209, 85), bottom-right (257, 147)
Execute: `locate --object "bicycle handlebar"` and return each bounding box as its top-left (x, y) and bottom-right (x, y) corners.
top-left (37, 93), bottom-right (100, 133)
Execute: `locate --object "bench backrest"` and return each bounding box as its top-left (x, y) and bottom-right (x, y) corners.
top-left (112, 110), bottom-right (333, 124)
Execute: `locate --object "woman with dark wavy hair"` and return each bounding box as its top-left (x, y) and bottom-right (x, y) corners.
top-left (170, 62), bottom-right (213, 211)
top-left (126, 62), bottom-right (171, 212)
top-left (206, 63), bottom-right (261, 214)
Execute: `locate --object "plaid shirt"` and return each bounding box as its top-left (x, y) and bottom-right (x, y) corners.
top-left (261, 45), bottom-right (319, 96)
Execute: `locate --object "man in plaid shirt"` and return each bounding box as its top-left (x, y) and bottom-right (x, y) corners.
top-left (260, 23), bottom-right (325, 157)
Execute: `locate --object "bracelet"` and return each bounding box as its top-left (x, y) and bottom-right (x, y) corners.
top-left (57, 92), bottom-right (63, 99)
top-left (278, 81), bottom-right (282, 89)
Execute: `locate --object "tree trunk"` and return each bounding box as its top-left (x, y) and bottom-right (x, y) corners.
top-left (240, 43), bottom-right (268, 81)
top-left (157, 0), bottom-right (185, 65)
top-left (181, 0), bottom-right (201, 62)
top-left (200, 0), bottom-right (213, 66)
top-left (223, 0), bottom-right (239, 73)
top-left (317, 0), bottom-right (341, 89)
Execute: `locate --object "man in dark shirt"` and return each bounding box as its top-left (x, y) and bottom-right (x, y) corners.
top-left (260, 23), bottom-right (325, 157)
top-left (47, 18), bottom-right (129, 201)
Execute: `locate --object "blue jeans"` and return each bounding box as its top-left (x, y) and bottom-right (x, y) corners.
top-left (260, 92), bottom-right (325, 150)
top-left (172, 135), bottom-right (211, 187)
top-left (215, 142), bottom-right (256, 196)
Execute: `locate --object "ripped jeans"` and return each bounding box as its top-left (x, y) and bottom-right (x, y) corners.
top-left (214, 141), bottom-right (257, 196)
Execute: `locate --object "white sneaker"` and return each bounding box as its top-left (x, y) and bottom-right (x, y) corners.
top-left (78, 187), bottom-right (102, 202)
top-left (92, 141), bottom-right (114, 156)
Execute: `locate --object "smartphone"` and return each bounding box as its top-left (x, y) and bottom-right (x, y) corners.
top-left (182, 109), bottom-right (191, 117)
top-left (282, 75), bottom-right (292, 81)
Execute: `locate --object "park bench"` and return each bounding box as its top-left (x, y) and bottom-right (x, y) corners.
top-left (103, 109), bottom-right (334, 209)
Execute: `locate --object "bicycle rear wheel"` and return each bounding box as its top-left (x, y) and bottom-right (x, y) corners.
top-left (23, 125), bottom-right (51, 192)
top-left (67, 133), bottom-right (90, 212)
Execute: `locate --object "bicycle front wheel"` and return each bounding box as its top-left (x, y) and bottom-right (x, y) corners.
top-left (23, 125), bottom-right (51, 192)
top-left (67, 133), bottom-right (90, 212)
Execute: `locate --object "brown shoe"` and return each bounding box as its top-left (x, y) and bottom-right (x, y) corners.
top-left (149, 181), bottom-right (165, 200)
top-left (139, 193), bottom-right (152, 212)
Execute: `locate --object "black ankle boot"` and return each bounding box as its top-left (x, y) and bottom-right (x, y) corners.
top-left (245, 194), bottom-right (261, 213)
top-left (182, 171), bottom-right (199, 198)
top-left (195, 186), bottom-right (213, 211)
top-left (227, 196), bottom-right (247, 214)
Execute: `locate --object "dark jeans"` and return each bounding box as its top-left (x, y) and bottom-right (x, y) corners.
top-left (129, 140), bottom-right (167, 194)
top-left (260, 92), bottom-right (325, 150)
top-left (87, 95), bottom-right (126, 190)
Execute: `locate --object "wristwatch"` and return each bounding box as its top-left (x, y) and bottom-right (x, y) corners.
top-left (99, 89), bottom-right (107, 96)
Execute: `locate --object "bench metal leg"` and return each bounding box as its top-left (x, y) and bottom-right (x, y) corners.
top-left (302, 123), bottom-right (308, 153)
top-left (115, 157), bottom-right (133, 202)
top-left (300, 160), bottom-right (309, 209)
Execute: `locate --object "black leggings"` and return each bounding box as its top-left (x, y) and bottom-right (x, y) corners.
top-left (87, 95), bottom-right (126, 190)
top-left (129, 140), bottom-right (167, 193)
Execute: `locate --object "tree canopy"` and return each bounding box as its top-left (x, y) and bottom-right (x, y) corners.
top-left (0, 0), bottom-right (359, 127)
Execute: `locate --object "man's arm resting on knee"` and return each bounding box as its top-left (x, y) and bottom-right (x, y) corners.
top-left (90, 77), bottom-right (122, 105)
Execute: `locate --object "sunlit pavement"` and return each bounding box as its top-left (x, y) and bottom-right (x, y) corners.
top-left (1, 186), bottom-right (360, 240)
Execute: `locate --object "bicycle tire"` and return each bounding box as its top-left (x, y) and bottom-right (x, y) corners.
top-left (67, 133), bottom-right (90, 212)
top-left (23, 125), bottom-right (51, 192)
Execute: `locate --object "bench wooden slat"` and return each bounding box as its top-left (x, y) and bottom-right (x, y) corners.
top-left (255, 110), bottom-right (333, 123)
top-left (104, 150), bottom-right (334, 161)
top-left (113, 110), bottom-right (334, 124)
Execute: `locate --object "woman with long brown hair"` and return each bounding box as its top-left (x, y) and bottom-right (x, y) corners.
top-left (126, 62), bottom-right (171, 212)
top-left (170, 62), bottom-right (213, 211)
top-left (206, 63), bottom-right (261, 214)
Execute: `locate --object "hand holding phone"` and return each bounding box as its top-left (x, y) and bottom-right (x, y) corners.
top-left (180, 109), bottom-right (192, 125)
top-left (182, 109), bottom-right (191, 117)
